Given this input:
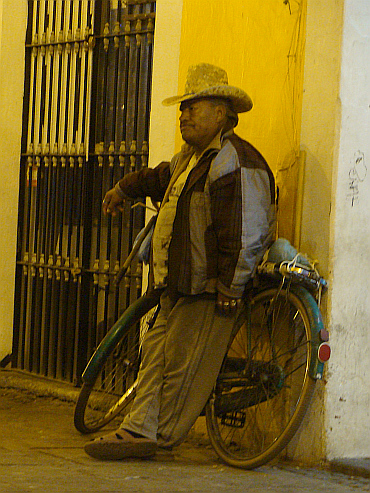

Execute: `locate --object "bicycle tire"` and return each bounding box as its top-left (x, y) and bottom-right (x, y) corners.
top-left (74, 295), bottom-right (158, 434)
top-left (206, 284), bottom-right (320, 469)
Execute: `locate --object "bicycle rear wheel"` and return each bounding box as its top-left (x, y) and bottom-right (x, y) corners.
top-left (74, 295), bottom-right (158, 434)
top-left (206, 285), bottom-right (318, 469)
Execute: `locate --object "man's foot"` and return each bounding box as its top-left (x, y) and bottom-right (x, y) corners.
top-left (84, 429), bottom-right (157, 460)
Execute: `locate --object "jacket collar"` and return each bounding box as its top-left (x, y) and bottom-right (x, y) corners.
top-left (168, 129), bottom-right (235, 197)
top-left (180, 128), bottom-right (234, 161)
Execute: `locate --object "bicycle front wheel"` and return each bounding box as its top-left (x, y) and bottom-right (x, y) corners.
top-left (206, 285), bottom-right (318, 469)
top-left (74, 342), bottom-right (139, 434)
top-left (74, 295), bottom-right (158, 434)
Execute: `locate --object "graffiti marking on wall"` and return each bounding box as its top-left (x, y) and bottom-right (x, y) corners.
top-left (348, 151), bottom-right (367, 206)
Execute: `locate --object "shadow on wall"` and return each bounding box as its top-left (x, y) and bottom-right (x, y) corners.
top-left (277, 147), bottom-right (331, 281)
top-left (276, 149), bottom-right (302, 246)
top-left (299, 146), bottom-right (331, 278)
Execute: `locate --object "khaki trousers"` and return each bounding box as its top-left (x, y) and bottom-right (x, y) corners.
top-left (121, 292), bottom-right (239, 448)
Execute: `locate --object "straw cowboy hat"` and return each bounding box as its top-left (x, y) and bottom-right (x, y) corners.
top-left (162, 63), bottom-right (253, 113)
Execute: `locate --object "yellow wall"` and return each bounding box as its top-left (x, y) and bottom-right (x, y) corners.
top-left (0, 0), bottom-right (27, 360)
top-left (176, 0), bottom-right (307, 240)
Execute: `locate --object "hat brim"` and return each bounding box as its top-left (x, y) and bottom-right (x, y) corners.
top-left (162, 85), bottom-right (253, 113)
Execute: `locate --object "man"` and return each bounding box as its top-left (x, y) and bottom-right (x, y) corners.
top-left (84, 63), bottom-right (276, 460)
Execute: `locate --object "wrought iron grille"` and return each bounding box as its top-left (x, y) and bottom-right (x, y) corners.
top-left (13, 0), bottom-right (156, 384)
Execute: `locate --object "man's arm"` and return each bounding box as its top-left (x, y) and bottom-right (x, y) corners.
top-left (210, 138), bottom-right (276, 305)
top-left (103, 161), bottom-right (171, 216)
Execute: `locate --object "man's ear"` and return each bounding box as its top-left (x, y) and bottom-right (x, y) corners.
top-left (215, 103), bottom-right (227, 123)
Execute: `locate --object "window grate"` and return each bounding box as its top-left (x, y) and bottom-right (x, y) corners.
top-left (13, 0), bottom-right (156, 384)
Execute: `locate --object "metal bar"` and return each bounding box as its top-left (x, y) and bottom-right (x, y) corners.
top-left (36, 166), bottom-right (49, 374)
top-left (45, 157), bottom-right (61, 377)
top-left (41, 4), bottom-right (55, 151)
top-left (74, 156), bottom-right (84, 265)
top-left (121, 23), bottom-right (131, 146)
top-left (124, 3), bottom-right (145, 306)
top-left (32, 1), bottom-right (46, 152)
top-left (12, 155), bottom-right (29, 368)
top-left (65, 157), bottom-right (76, 262)
top-left (133, 17), bottom-right (142, 152)
top-left (31, 155), bottom-right (48, 373)
top-left (74, 160), bottom-right (94, 382)
top-left (99, 27), bottom-right (109, 146)
top-left (41, 271), bottom-right (53, 375)
top-left (92, 15), bottom-right (111, 341)
top-left (105, 7), bottom-right (122, 340)
top-left (54, 155), bottom-right (68, 379)
top-left (15, 155), bottom-right (32, 369)
top-left (144, 13), bottom-right (154, 143)
top-left (111, 7), bottom-right (126, 323)
top-left (111, 22), bottom-right (120, 147)
top-left (23, 159), bottom-right (38, 371)
top-left (47, 273), bottom-right (60, 378)
top-left (56, 157), bottom-right (66, 259)
top-left (50, 2), bottom-right (63, 152)
top-left (111, 17), bottom-right (127, 303)
top-left (76, 0), bottom-right (89, 152)
top-left (58, 5), bottom-right (80, 374)
top-left (45, 158), bottom-right (56, 272)
top-left (83, 1), bottom-right (94, 159)
top-left (38, 1), bottom-right (49, 150)
top-left (39, 182), bottom-right (51, 377)
top-left (119, 16), bottom-right (134, 311)
top-left (39, 153), bottom-right (53, 374)
top-left (26, 0), bottom-right (39, 153)
top-left (70, 1), bottom-right (82, 151)
top-left (74, 0), bottom-right (99, 382)
top-left (65, 155), bottom-right (82, 381)
top-left (55, 274), bottom-right (67, 379)
top-left (30, 270), bottom-right (43, 373)
top-left (58, 1), bottom-right (71, 152)
top-left (65, 277), bottom-right (78, 382)
top-left (114, 162), bottom-right (126, 322)
top-left (64, 4), bottom-right (75, 153)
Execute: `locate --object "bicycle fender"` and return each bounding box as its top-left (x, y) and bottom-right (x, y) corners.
top-left (292, 285), bottom-right (327, 380)
top-left (82, 294), bottom-right (158, 384)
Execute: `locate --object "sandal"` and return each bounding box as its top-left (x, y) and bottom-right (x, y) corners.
top-left (84, 429), bottom-right (157, 460)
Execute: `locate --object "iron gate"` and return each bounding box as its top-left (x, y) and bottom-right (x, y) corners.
top-left (13, 0), bottom-right (156, 384)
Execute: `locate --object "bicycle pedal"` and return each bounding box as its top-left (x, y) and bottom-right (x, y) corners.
top-left (221, 411), bottom-right (246, 428)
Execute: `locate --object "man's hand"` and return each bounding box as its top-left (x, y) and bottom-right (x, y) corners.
top-left (216, 292), bottom-right (241, 315)
top-left (102, 187), bottom-right (125, 216)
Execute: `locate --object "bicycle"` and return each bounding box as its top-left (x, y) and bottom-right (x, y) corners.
top-left (74, 237), bottom-right (331, 469)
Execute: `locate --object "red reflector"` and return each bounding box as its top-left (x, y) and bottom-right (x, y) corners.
top-left (318, 343), bottom-right (331, 362)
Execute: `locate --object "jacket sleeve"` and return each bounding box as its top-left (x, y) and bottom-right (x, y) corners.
top-left (209, 141), bottom-right (276, 298)
top-left (118, 161), bottom-right (171, 202)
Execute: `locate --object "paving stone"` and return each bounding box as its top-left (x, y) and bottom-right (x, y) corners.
top-left (0, 371), bottom-right (369, 493)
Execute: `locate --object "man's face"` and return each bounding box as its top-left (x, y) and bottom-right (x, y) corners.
top-left (179, 99), bottom-right (225, 153)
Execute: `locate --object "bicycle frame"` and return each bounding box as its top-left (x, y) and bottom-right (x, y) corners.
top-left (81, 293), bottom-right (159, 384)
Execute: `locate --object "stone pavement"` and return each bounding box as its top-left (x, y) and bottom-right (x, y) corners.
top-left (0, 369), bottom-right (369, 493)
